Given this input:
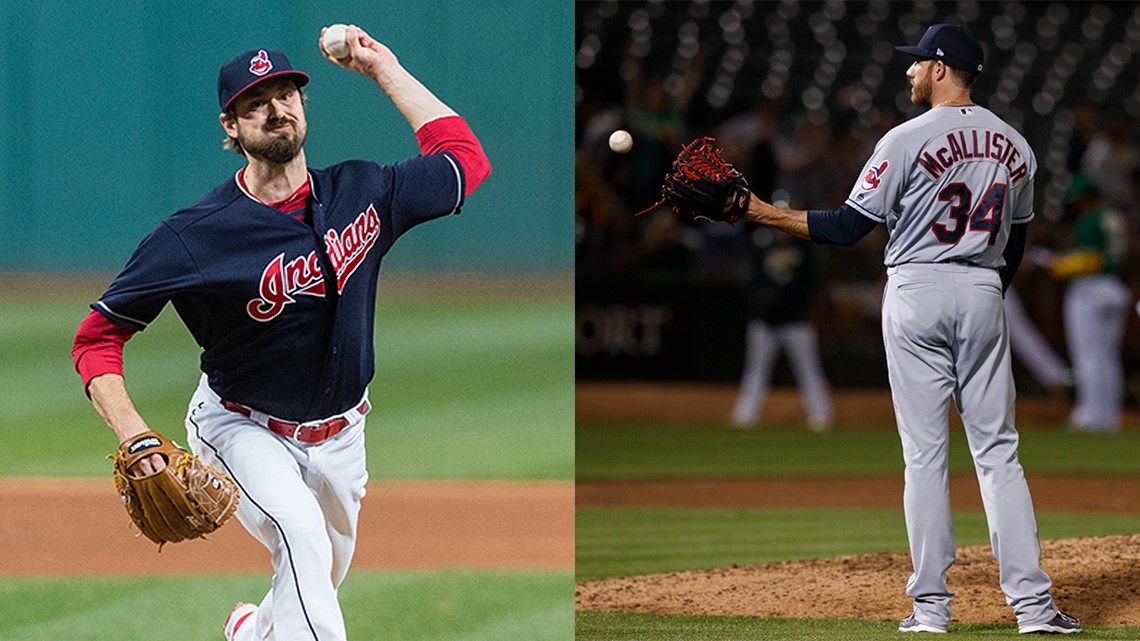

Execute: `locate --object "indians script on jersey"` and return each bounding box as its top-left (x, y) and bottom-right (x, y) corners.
top-left (247, 204), bottom-right (381, 322)
top-left (916, 128), bottom-right (1029, 184)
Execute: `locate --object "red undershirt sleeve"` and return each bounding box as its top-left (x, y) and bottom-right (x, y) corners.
top-left (414, 115), bottom-right (491, 197)
top-left (72, 309), bottom-right (138, 391)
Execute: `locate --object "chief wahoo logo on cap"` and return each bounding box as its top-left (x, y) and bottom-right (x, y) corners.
top-left (249, 50), bottom-right (273, 76)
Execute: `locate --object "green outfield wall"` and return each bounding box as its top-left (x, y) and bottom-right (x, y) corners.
top-left (0, 0), bottom-right (572, 271)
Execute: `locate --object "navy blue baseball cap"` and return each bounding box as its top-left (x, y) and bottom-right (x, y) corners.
top-left (895, 24), bottom-right (984, 74)
top-left (218, 49), bottom-right (310, 112)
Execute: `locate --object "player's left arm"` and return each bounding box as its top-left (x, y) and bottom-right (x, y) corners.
top-left (319, 24), bottom-right (490, 195)
top-left (741, 197), bottom-right (811, 238)
top-left (742, 198), bottom-right (879, 246)
top-left (414, 117), bottom-right (490, 197)
top-left (743, 134), bottom-right (900, 244)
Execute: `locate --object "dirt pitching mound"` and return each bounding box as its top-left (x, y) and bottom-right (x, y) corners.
top-left (577, 534), bottom-right (1140, 626)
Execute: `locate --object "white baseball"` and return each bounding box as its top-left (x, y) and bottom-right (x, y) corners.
top-left (609, 129), bottom-right (633, 154)
top-left (323, 24), bottom-right (351, 59)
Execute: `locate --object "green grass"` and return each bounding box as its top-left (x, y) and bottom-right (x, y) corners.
top-left (576, 421), bottom-right (1140, 479)
top-left (576, 612), bottom-right (1140, 640)
top-left (577, 507), bottom-right (906, 580)
top-left (576, 507), bottom-right (1140, 581)
top-left (0, 570), bottom-right (571, 641)
top-left (369, 297), bottom-right (573, 479)
top-left (0, 292), bottom-right (572, 479)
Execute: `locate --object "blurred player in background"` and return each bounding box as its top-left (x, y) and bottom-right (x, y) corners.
top-left (1049, 173), bottom-right (1132, 433)
top-left (730, 231), bottom-right (832, 431)
top-left (1003, 286), bottom-right (1074, 395)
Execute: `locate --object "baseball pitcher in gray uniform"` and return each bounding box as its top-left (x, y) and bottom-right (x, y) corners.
top-left (738, 25), bottom-right (1080, 634)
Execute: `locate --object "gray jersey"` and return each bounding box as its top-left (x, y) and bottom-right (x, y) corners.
top-left (845, 105), bottom-right (1036, 267)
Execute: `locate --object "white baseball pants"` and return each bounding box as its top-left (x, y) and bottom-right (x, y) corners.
top-left (882, 263), bottom-right (1058, 630)
top-left (185, 375), bottom-right (369, 641)
top-left (1064, 274), bottom-right (1132, 432)
top-left (730, 319), bottom-right (832, 429)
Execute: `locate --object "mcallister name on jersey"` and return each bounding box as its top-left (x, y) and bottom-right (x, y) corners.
top-left (916, 129), bottom-right (1029, 184)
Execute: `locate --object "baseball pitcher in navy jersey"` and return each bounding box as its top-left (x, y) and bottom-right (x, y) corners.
top-left (734, 25), bottom-right (1079, 634)
top-left (72, 25), bottom-right (490, 641)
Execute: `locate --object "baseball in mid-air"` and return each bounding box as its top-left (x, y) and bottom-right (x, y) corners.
top-left (609, 129), bottom-right (633, 154)
top-left (323, 24), bottom-right (351, 59)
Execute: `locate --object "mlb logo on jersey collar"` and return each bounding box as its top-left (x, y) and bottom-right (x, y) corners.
top-left (217, 48), bottom-right (310, 112)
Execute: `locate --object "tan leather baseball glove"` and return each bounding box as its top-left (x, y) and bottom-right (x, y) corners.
top-left (112, 430), bottom-right (239, 550)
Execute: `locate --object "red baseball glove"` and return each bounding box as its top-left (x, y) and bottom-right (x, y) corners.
top-left (638, 136), bottom-right (751, 223)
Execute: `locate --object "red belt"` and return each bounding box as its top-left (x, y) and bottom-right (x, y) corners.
top-left (221, 399), bottom-right (371, 444)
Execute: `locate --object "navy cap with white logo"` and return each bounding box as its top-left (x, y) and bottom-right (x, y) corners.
top-left (218, 49), bottom-right (310, 112)
top-left (895, 24), bottom-right (984, 74)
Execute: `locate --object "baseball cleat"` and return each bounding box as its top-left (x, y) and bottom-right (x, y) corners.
top-left (899, 613), bottom-right (948, 633)
top-left (1019, 611), bottom-right (1082, 634)
top-left (807, 415), bottom-right (832, 433)
top-left (224, 602), bottom-right (257, 641)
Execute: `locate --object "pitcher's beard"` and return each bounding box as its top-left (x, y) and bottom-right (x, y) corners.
top-left (237, 119), bottom-right (307, 164)
top-left (245, 130), bottom-right (306, 164)
top-left (911, 78), bottom-right (932, 106)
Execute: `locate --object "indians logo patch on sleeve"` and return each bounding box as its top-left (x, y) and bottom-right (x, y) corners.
top-left (860, 160), bottom-right (889, 191)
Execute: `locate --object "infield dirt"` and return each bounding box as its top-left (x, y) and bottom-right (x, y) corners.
top-left (577, 474), bottom-right (1140, 626)
top-left (576, 382), bottom-right (1140, 627)
top-left (576, 534), bottom-right (1140, 626)
top-left (1, 479), bottom-right (572, 575)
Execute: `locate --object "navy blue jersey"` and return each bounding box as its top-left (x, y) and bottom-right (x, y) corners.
top-left (94, 153), bottom-right (465, 421)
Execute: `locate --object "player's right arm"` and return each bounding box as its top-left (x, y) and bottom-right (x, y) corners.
top-left (73, 312), bottom-right (166, 475)
top-left (999, 223), bottom-right (1028, 292)
top-left (72, 222), bottom-right (198, 476)
top-left (87, 376), bottom-right (148, 442)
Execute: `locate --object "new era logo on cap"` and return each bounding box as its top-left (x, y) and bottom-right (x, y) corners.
top-left (217, 48), bottom-right (310, 112)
